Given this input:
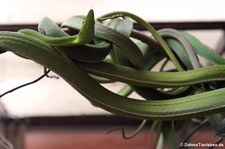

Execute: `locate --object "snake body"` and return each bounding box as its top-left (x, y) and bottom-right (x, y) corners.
top-left (1, 10), bottom-right (225, 120)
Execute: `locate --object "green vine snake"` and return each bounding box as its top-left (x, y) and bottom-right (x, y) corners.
top-left (1, 10), bottom-right (225, 121)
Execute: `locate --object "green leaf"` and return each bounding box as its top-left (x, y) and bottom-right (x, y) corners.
top-left (110, 18), bottom-right (133, 37)
top-left (217, 118), bottom-right (225, 138)
top-left (207, 114), bottom-right (223, 134)
top-left (38, 17), bottom-right (69, 37)
top-left (162, 121), bottom-right (177, 149)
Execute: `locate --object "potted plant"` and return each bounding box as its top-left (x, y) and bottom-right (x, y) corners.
top-left (1, 9), bottom-right (225, 148)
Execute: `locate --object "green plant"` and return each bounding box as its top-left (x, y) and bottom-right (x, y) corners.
top-left (1, 9), bottom-right (225, 148)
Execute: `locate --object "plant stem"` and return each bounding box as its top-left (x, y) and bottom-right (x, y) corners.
top-left (0, 69), bottom-right (50, 98)
top-left (179, 119), bottom-right (208, 149)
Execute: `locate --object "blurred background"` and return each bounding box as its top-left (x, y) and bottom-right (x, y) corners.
top-left (0, 0), bottom-right (225, 148)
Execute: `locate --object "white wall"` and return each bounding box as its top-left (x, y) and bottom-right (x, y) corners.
top-left (0, 0), bottom-right (225, 117)
top-left (1, 0), bottom-right (225, 24)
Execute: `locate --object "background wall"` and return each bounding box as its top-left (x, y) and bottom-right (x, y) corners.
top-left (1, 0), bottom-right (225, 23)
top-left (0, 0), bottom-right (224, 117)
